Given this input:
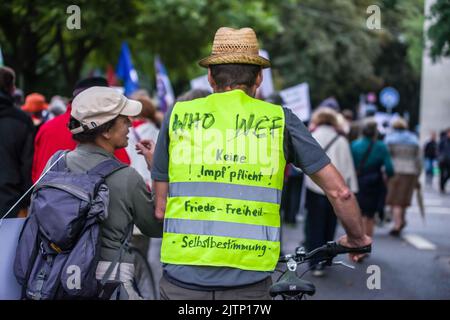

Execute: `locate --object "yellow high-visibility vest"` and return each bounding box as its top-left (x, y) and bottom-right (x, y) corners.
top-left (161, 89), bottom-right (286, 271)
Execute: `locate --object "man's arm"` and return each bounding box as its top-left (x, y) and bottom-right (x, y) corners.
top-left (153, 180), bottom-right (168, 220)
top-left (309, 163), bottom-right (371, 261)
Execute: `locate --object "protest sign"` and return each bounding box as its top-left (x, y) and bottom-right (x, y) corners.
top-left (0, 218), bottom-right (25, 299)
top-left (279, 83), bottom-right (311, 121)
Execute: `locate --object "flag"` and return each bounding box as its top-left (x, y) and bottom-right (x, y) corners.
top-left (257, 49), bottom-right (274, 99)
top-left (116, 42), bottom-right (139, 96)
top-left (154, 55), bottom-right (174, 113)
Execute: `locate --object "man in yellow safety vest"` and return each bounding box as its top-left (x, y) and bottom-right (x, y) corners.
top-left (148, 27), bottom-right (371, 299)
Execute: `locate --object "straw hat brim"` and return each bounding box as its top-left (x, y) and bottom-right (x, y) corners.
top-left (199, 53), bottom-right (271, 69)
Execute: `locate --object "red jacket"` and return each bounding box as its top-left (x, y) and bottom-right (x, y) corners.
top-left (32, 104), bottom-right (130, 183)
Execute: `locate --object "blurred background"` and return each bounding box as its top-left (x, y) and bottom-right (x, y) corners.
top-left (1, 0), bottom-right (450, 300)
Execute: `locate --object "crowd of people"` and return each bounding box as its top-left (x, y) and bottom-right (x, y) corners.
top-left (0, 26), bottom-right (449, 300)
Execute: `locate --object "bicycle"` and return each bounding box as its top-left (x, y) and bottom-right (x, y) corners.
top-left (270, 241), bottom-right (371, 300)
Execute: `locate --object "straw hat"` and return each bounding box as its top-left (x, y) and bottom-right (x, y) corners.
top-left (199, 27), bottom-right (270, 68)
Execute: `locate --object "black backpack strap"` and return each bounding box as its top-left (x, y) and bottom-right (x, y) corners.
top-left (357, 140), bottom-right (375, 176)
top-left (88, 158), bottom-right (127, 178)
top-left (323, 133), bottom-right (340, 152)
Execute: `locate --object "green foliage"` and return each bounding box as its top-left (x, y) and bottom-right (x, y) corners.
top-left (263, 0), bottom-right (381, 107)
top-left (428, 0), bottom-right (450, 61)
top-left (0, 0), bottom-right (426, 126)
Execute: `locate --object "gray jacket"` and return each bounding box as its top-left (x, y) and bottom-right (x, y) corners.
top-left (46, 143), bottom-right (163, 263)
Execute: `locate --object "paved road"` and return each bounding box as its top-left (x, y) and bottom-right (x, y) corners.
top-left (280, 179), bottom-right (450, 299)
top-left (147, 177), bottom-right (450, 299)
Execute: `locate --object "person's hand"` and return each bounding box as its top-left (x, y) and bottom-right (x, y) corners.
top-left (136, 139), bottom-right (156, 170)
top-left (337, 234), bottom-right (372, 263)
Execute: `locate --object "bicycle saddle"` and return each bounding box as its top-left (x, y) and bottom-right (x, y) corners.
top-left (269, 271), bottom-right (316, 297)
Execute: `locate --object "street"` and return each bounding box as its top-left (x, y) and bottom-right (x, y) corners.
top-left (280, 177), bottom-right (450, 299)
top-left (148, 177), bottom-right (450, 300)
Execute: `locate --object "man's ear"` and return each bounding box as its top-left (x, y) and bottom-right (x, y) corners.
top-left (255, 69), bottom-right (263, 89)
top-left (207, 68), bottom-right (217, 91)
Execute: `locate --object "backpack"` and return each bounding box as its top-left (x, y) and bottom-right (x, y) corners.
top-left (14, 150), bottom-right (128, 300)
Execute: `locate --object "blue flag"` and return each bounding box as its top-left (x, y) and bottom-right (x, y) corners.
top-left (116, 42), bottom-right (139, 96)
top-left (155, 55), bottom-right (174, 113)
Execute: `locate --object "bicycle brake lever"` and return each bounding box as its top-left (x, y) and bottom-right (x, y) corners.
top-left (332, 260), bottom-right (355, 269)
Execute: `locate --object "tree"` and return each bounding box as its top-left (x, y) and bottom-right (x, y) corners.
top-left (0, 0), bottom-right (280, 96)
top-left (129, 0), bottom-right (281, 93)
top-left (262, 0), bottom-right (381, 108)
top-left (0, 0), bottom-right (140, 95)
top-left (372, 0), bottom-right (424, 127)
top-left (427, 0), bottom-right (450, 61)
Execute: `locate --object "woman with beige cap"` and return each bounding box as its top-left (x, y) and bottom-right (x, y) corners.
top-left (384, 117), bottom-right (421, 236)
top-left (150, 27), bottom-right (370, 300)
top-left (63, 86), bottom-right (162, 298)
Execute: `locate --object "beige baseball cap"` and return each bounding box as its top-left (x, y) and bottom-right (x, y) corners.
top-left (70, 86), bottom-right (142, 134)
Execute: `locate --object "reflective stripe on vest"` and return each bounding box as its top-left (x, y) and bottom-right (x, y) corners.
top-left (162, 89), bottom-right (286, 271)
top-left (169, 182), bottom-right (282, 204)
top-left (164, 218), bottom-right (280, 242)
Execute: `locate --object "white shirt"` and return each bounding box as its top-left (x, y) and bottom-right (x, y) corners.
top-left (126, 121), bottom-right (160, 188)
top-left (305, 125), bottom-right (358, 195)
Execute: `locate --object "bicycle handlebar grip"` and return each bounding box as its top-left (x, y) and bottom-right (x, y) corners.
top-left (333, 243), bottom-right (371, 255)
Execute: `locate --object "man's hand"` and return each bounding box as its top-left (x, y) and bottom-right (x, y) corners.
top-left (136, 139), bottom-right (155, 170)
top-left (337, 234), bottom-right (372, 263)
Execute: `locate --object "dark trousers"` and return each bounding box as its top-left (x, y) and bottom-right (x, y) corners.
top-left (440, 161), bottom-right (450, 192)
top-left (280, 174), bottom-right (303, 224)
top-left (304, 190), bottom-right (337, 266)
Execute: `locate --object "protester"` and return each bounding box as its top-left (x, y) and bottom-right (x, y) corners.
top-left (340, 109), bottom-right (354, 137)
top-left (352, 120), bottom-right (394, 239)
top-left (31, 77), bottom-right (130, 183)
top-left (384, 118), bottom-right (421, 236)
top-left (124, 92), bottom-right (161, 265)
top-left (438, 128), bottom-right (450, 193)
top-left (0, 66), bottom-right (34, 218)
top-left (21, 93), bottom-right (50, 130)
top-left (280, 164), bottom-right (303, 225)
top-left (13, 88), bottom-right (24, 108)
top-left (47, 96), bottom-right (68, 119)
top-left (64, 86), bottom-right (163, 299)
top-left (424, 131), bottom-right (438, 185)
top-left (126, 93), bottom-right (160, 188)
top-left (151, 27), bottom-right (370, 299)
top-left (305, 107), bottom-right (359, 275)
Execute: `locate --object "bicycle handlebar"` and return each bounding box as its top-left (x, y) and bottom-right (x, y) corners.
top-left (271, 241), bottom-right (371, 300)
top-left (278, 241), bottom-right (371, 263)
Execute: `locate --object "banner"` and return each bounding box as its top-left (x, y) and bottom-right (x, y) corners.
top-left (279, 83), bottom-right (311, 121)
top-left (155, 55), bottom-right (175, 113)
top-left (257, 49), bottom-right (274, 99)
top-left (0, 218), bottom-right (25, 300)
top-left (190, 75), bottom-right (213, 92)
